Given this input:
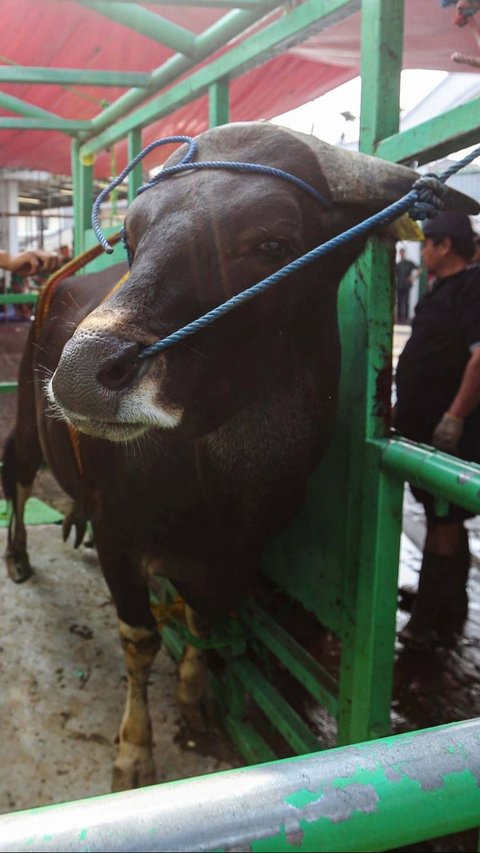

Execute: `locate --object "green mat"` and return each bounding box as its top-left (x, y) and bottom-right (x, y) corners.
top-left (0, 497), bottom-right (63, 528)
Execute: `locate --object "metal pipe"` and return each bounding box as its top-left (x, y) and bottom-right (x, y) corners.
top-left (0, 118), bottom-right (91, 132)
top-left (0, 92), bottom-right (76, 121)
top-left (1, 719), bottom-right (480, 852)
top-left (59, 0), bottom-right (271, 7)
top-left (80, 7), bottom-right (273, 141)
top-left (78, 1), bottom-right (197, 57)
top-left (373, 436), bottom-right (480, 514)
top-left (79, 0), bottom-right (359, 156)
top-left (0, 67), bottom-right (151, 87)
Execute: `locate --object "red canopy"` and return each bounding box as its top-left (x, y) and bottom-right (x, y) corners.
top-left (0, 0), bottom-right (477, 178)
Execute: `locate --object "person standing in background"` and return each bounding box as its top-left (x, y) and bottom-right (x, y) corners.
top-left (394, 211), bottom-right (480, 650)
top-left (58, 244), bottom-right (73, 266)
top-left (395, 247), bottom-right (419, 324)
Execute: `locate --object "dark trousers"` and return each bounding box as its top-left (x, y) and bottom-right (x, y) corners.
top-left (396, 287), bottom-right (410, 323)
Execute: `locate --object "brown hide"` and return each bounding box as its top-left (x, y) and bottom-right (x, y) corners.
top-left (3, 121), bottom-right (478, 789)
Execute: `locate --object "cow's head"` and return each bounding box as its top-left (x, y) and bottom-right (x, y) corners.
top-left (49, 122), bottom-right (478, 442)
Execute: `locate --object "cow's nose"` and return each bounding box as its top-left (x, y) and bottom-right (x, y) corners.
top-left (52, 332), bottom-right (147, 418)
top-left (97, 343), bottom-right (143, 391)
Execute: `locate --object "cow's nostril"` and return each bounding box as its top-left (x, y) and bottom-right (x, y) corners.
top-left (97, 346), bottom-right (144, 392)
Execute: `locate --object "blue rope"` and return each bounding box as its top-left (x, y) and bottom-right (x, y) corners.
top-left (137, 160), bottom-right (332, 210)
top-left (137, 186), bottom-right (422, 359)
top-left (90, 134), bottom-right (480, 360)
top-left (92, 136), bottom-right (331, 254)
top-left (92, 136), bottom-right (198, 253)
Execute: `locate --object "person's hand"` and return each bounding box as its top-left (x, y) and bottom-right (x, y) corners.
top-left (432, 412), bottom-right (464, 454)
top-left (6, 250), bottom-right (60, 277)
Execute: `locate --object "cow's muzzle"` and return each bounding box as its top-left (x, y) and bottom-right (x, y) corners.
top-left (49, 331), bottom-right (146, 427)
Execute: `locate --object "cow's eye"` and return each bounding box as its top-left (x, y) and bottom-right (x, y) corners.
top-left (257, 240), bottom-right (291, 263)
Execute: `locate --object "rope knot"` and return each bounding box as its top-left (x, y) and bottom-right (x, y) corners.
top-left (408, 174), bottom-right (449, 221)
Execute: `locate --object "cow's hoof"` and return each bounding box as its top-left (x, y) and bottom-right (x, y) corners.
top-left (6, 551), bottom-right (33, 583)
top-left (179, 693), bottom-right (218, 734)
top-left (62, 503), bottom-right (88, 549)
top-left (111, 746), bottom-right (156, 791)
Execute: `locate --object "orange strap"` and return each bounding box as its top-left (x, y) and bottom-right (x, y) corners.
top-left (35, 232), bottom-right (123, 474)
top-left (34, 231), bottom-right (122, 341)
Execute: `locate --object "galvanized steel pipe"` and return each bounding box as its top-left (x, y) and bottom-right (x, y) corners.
top-left (1, 719), bottom-right (480, 852)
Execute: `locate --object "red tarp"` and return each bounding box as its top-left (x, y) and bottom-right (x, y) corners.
top-left (0, 0), bottom-right (478, 178)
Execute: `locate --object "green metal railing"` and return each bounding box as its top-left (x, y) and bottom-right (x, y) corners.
top-left (0, 292), bottom-right (39, 305)
top-left (376, 437), bottom-right (480, 515)
top-left (1, 718), bottom-right (479, 852)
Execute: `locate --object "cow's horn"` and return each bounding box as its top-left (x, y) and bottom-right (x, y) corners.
top-left (285, 128), bottom-right (480, 216)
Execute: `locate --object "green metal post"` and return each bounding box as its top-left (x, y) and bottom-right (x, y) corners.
top-left (127, 129), bottom-right (143, 204)
top-left (209, 79), bottom-right (229, 127)
top-left (359, 0), bottom-right (404, 155)
top-left (336, 0), bottom-right (405, 745)
top-left (71, 139), bottom-right (94, 260)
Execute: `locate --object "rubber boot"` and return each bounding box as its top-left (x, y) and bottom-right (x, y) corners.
top-left (436, 529), bottom-right (470, 645)
top-left (398, 551), bottom-right (449, 651)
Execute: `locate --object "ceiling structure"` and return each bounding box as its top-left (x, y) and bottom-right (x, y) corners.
top-left (0, 0), bottom-right (478, 210)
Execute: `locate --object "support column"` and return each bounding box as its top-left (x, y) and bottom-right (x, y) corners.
top-left (359, 0), bottom-right (404, 155)
top-left (337, 0), bottom-right (405, 744)
top-left (127, 129), bottom-right (142, 204)
top-left (71, 138), bottom-right (94, 261)
top-left (209, 79), bottom-right (229, 127)
top-left (0, 176), bottom-right (19, 290)
top-left (0, 178), bottom-right (19, 252)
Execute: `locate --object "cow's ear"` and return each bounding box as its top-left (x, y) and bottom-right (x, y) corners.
top-left (281, 126), bottom-right (479, 216)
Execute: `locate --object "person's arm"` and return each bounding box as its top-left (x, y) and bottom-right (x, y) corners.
top-left (432, 346), bottom-right (480, 452)
top-left (0, 248), bottom-right (60, 276)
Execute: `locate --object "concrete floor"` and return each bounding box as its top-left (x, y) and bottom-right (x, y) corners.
top-left (0, 523), bottom-right (240, 817)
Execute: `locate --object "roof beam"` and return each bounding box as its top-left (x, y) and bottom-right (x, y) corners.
top-left (80, 0), bottom-right (360, 156)
top-left (375, 95), bottom-right (480, 166)
top-left (0, 117), bottom-right (92, 132)
top-left (0, 67), bottom-right (151, 87)
top-left (71, 1), bottom-right (271, 7)
top-left (0, 92), bottom-right (92, 133)
top-left (77, 0), bottom-right (197, 57)
top-left (77, 6), bottom-right (275, 139)
top-left (0, 90), bottom-right (78, 121)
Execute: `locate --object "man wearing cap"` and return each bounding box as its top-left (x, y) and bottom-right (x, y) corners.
top-left (394, 211), bottom-right (480, 650)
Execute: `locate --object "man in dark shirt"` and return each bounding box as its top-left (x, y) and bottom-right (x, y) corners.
top-left (394, 211), bottom-right (480, 650)
top-left (395, 247), bottom-right (418, 324)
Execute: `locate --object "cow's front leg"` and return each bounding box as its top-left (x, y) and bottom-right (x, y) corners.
top-left (94, 530), bottom-right (161, 791)
top-left (2, 428), bottom-right (42, 583)
top-left (112, 620), bottom-right (161, 792)
top-left (177, 606), bottom-right (213, 731)
top-left (5, 481), bottom-right (33, 582)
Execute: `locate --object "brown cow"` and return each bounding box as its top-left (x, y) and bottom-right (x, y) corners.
top-left (2, 122), bottom-right (477, 790)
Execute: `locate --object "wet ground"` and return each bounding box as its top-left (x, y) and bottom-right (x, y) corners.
top-left (1, 318), bottom-right (479, 850)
